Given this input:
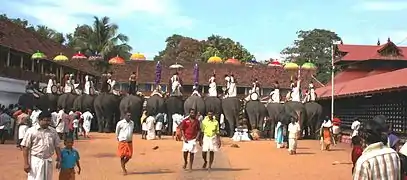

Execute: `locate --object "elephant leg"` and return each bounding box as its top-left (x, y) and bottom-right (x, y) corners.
top-left (270, 118), bottom-right (276, 139)
top-left (97, 117), bottom-right (105, 133)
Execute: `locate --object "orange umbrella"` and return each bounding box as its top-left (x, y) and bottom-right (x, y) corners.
top-left (108, 55), bottom-right (125, 65)
top-left (225, 57), bottom-right (241, 65)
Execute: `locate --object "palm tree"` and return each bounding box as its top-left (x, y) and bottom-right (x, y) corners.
top-left (70, 16), bottom-right (132, 60)
top-left (35, 25), bottom-right (65, 44)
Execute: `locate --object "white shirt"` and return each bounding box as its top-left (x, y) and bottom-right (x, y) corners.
top-left (351, 121), bottom-right (361, 137)
top-left (291, 87), bottom-right (300, 102)
top-left (51, 112), bottom-right (58, 127)
top-left (270, 89), bottom-right (280, 103)
top-left (30, 110), bottom-right (42, 126)
top-left (18, 124), bottom-right (29, 139)
top-left (55, 110), bottom-right (65, 133)
top-left (81, 111), bottom-right (93, 122)
top-left (73, 119), bottom-right (79, 128)
top-left (115, 119), bottom-right (134, 142)
top-left (288, 122), bottom-right (300, 139)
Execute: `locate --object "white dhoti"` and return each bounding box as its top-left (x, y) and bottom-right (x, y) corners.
top-left (83, 119), bottom-right (91, 133)
top-left (84, 82), bottom-right (90, 94)
top-left (182, 139), bottom-right (198, 153)
top-left (28, 156), bottom-right (53, 180)
top-left (288, 138), bottom-right (298, 152)
top-left (142, 122), bottom-right (147, 131)
top-left (155, 122), bottom-right (163, 131)
top-left (202, 136), bottom-right (219, 152)
top-left (332, 125), bottom-right (341, 135)
top-left (232, 129), bottom-right (251, 142)
top-left (146, 129), bottom-right (155, 140)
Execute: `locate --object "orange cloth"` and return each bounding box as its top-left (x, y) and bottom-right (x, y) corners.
top-left (117, 141), bottom-right (133, 158)
top-left (322, 128), bottom-right (332, 145)
top-left (59, 168), bottom-right (75, 180)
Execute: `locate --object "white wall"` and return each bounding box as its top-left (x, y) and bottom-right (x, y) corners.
top-left (0, 76), bottom-right (28, 105)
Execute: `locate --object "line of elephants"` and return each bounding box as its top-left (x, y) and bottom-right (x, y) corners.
top-left (17, 92), bottom-right (322, 139)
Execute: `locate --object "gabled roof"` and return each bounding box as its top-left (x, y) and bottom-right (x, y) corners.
top-left (0, 19), bottom-right (99, 75)
top-left (316, 68), bottom-right (407, 99)
top-left (334, 40), bottom-right (407, 64)
top-left (110, 61), bottom-right (318, 88)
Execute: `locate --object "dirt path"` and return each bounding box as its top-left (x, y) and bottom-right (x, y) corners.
top-left (0, 133), bottom-right (352, 180)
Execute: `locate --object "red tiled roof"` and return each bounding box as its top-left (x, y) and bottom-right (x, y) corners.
top-left (110, 61), bottom-right (318, 88)
top-left (0, 19), bottom-right (99, 76)
top-left (316, 68), bottom-right (407, 99)
top-left (335, 41), bottom-right (407, 63)
top-left (326, 70), bottom-right (370, 85)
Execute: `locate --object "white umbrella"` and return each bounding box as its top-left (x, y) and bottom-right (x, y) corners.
top-left (169, 63), bottom-right (184, 69)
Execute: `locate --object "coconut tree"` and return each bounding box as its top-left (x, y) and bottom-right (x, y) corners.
top-left (35, 25), bottom-right (65, 44)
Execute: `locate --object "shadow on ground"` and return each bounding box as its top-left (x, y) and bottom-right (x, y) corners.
top-left (127, 169), bottom-right (174, 175)
top-left (195, 168), bottom-right (250, 172)
top-left (93, 153), bottom-right (116, 158)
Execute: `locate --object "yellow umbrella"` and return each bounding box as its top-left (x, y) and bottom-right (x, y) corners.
top-left (53, 53), bottom-right (69, 61)
top-left (207, 55), bottom-right (222, 63)
top-left (130, 52), bottom-right (146, 60)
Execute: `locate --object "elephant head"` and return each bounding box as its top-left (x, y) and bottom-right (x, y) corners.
top-left (146, 95), bottom-right (165, 116)
top-left (73, 94), bottom-right (95, 112)
top-left (94, 93), bottom-right (122, 133)
top-left (119, 94), bottom-right (144, 132)
top-left (245, 100), bottom-right (268, 130)
top-left (184, 95), bottom-right (205, 116)
top-left (18, 93), bottom-right (37, 110)
top-left (304, 101), bottom-right (323, 139)
top-left (165, 96), bottom-right (184, 134)
top-left (204, 96), bottom-right (222, 119)
top-left (266, 102), bottom-right (284, 138)
top-left (221, 97), bottom-right (241, 137)
top-left (57, 93), bottom-right (78, 111)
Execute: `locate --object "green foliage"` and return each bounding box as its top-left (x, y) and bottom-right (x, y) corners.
top-left (154, 34), bottom-right (254, 63)
top-left (281, 29), bottom-right (342, 83)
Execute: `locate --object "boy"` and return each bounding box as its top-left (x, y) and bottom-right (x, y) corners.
top-left (288, 117), bottom-right (300, 155)
top-left (59, 138), bottom-right (81, 180)
top-left (72, 115), bottom-right (80, 140)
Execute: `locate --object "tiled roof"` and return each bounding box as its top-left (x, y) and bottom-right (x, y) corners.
top-left (110, 61), bottom-right (317, 88)
top-left (316, 68), bottom-right (407, 99)
top-left (0, 19), bottom-right (99, 76)
top-left (335, 41), bottom-right (407, 63)
top-left (326, 70), bottom-right (370, 85)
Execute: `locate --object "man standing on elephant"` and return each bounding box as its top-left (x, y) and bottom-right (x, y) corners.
top-left (200, 110), bottom-right (221, 170)
top-left (179, 109), bottom-right (201, 171)
top-left (291, 79), bottom-right (301, 102)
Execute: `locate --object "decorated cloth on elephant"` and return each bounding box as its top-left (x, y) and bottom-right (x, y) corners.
top-left (275, 121), bottom-right (284, 148)
top-left (146, 116), bottom-right (156, 140)
top-left (151, 89), bottom-right (163, 97)
top-left (320, 119), bottom-right (334, 150)
top-left (208, 75), bottom-right (217, 97)
top-left (46, 78), bottom-right (56, 94)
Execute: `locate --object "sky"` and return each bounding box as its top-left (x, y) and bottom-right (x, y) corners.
top-left (1, 0), bottom-right (407, 60)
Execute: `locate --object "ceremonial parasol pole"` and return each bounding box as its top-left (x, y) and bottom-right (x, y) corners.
top-left (331, 41), bottom-right (341, 121)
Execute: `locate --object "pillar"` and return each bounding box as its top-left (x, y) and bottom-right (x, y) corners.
top-left (20, 55), bottom-right (23, 69)
top-left (6, 48), bottom-right (10, 67)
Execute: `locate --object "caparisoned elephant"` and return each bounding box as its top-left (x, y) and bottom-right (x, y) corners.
top-left (304, 101), bottom-right (323, 139)
top-left (184, 95), bottom-right (206, 116)
top-left (94, 93), bottom-right (121, 133)
top-left (245, 100), bottom-right (268, 130)
top-left (165, 96), bottom-right (184, 134)
top-left (18, 93), bottom-right (59, 111)
top-left (146, 95), bottom-right (165, 116)
top-left (284, 101), bottom-right (307, 138)
top-left (204, 97), bottom-right (222, 119)
top-left (266, 102), bottom-right (284, 138)
top-left (120, 94), bottom-right (144, 132)
top-left (58, 93), bottom-right (78, 111)
top-left (221, 97), bottom-right (240, 137)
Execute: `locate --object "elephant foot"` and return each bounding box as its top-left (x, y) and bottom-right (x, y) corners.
top-left (97, 129), bottom-right (103, 133)
top-left (103, 128), bottom-right (111, 133)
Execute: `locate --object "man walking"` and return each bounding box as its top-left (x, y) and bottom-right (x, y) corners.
top-left (21, 111), bottom-right (61, 180)
top-left (200, 110), bottom-right (221, 170)
top-left (353, 115), bottom-right (401, 180)
top-left (179, 109), bottom-right (201, 171)
top-left (115, 112), bottom-right (134, 175)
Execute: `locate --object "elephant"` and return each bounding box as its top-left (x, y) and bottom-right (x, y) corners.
top-left (184, 95), bottom-right (206, 116)
top-left (57, 93), bottom-right (78, 111)
top-left (18, 93), bottom-right (59, 111)
top-left (283, 101), bottom-right (307, 138)
top-left (94, 93), bottom-right (122, 133)
top-left (119, 94), bottom-right (144, 132)
top-left (221, 97), bottom-right (241, 137)
top-left (73, 94), bottom-right (96, 112)
top-left (304, 101), bottom-right (323, 139)
top-left (266, 102), bottom-right (285, 138)
top-left (204, 97), bottom-right (222, 119)
top-left (146, 95), bottom-right (165, 116)
top-left (165, 96), bottom-right (184, 134)
top-left (245, 100), bottom-right (268, 130)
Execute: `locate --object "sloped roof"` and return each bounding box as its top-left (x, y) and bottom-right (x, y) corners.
top-left (110, 61), bottom-right (318, 88)
top-left (0, 18), bottom-right (99, 75)
top-left (335, 41), bottom-right (407, 63)
top-left (316, 68), bottom-right (407, 99)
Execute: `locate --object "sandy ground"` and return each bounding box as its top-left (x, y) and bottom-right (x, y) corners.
top-left (0, 133), bottom-right (352, 180)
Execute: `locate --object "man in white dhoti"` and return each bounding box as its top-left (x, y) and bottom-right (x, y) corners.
top-left (21, 111), bottom-right (61, 180)
top-left (351, 118), bottom-right (361, 137)
top-left (309, 82), bottom-right (316, 101)
top-left (146, 115), bottom-right (156, 140)
top-left (179, 109), bottom-right (201, 171)
top-left (46, 75), bottom-right (56, 94)
top-left (30, 106), bottom-right (42, 126)
top-left (83, 75), bottom-right (93, 95)
top-left (200, 111), bottom-right (221, 170)
top-left (291, 79), bottom-right (301, 102)
top-left (208, 74), bottom-right (217, 97)
top-left (80, 109), bottom-right (93, 138)
top-left (172, 113), bottom-right (183, 140)
top-left (269, 82), bottom-right (280, 103)
top-left (106, 72), bottom-right (118, 95)
top-left (64, 74), bottom-right (75, 93)
top-left (170, 72), bottom-right (182, 96)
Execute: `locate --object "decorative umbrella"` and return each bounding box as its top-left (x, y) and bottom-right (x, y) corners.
top-left (225, 57), bottom-right (241, 65)
top-left (72, 52), bottom-right (87, 60)
top-left (301, 62), bottom-right (317, 70)
top-left (193, 63), bottom-right (199, 86)
top-left (169, 63), bottom-right (184, 69)
top-left (130, 52), bottom-right (146, 61)
top-left (31, 50), bottom-right (47, 60)
top-left (268, 59), bottom-right (282, 67)
top-left (53, 53), bottom-right (69, 61)
top-left (88, 52), bottom-right (103, 61)
top-left (284, 62), bottom-right (300, 80)
top-left (207, 55), bottom-right (222, 63)
top-left (108, 55), bottom-right (125, 65)
top-left (155, 61), bottom-right (162, 85)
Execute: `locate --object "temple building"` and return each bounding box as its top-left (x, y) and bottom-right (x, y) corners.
top-left (316, 39), bottom-right (407, 134)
